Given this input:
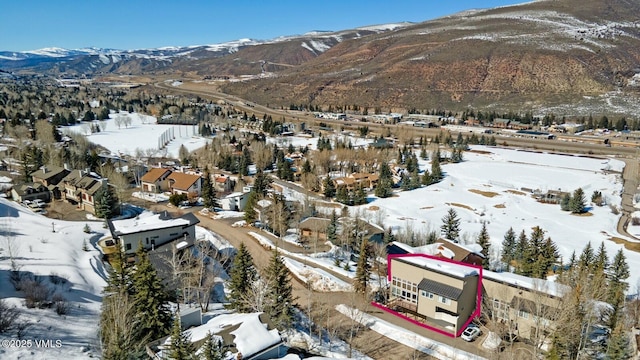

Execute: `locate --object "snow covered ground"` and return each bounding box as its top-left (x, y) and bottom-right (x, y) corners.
top-left (0, 198), bottom-right (106, 359)
top-left (62, 112), bottom-right (210, 158)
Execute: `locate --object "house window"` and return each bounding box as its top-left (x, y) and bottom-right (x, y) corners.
top-left (421, 290), bottom-right (434, 299)
top-left (492, 298), bottom-right (510, 321)
top-left (391, 276), bottom-right (417, 304)
top-left (125, 243), bottom-right (132, 251)
top-left (439, 296), bottom-right (451, 305)
top-left (518, 309), bottom-right (529, 319)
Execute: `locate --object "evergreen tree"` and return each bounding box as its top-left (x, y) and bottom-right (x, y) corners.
top-left (167, 317), bottom-right (195, 360)
top-left (302, 159), bottom-right (312, 174)
top-left (226, 243), bottom-right (257, 312)
top-left (430, 150), bottom-right (443, 184)
top-left (375, 163), bottom-right (393, 198)
top-left (202, 170), bottom-right (218, 210)
top-left (131, 245), bottom-right (172, 344)
top-left (501, 227), bottom-right (516, 269)
top-left (104, 246), bottom-right (133, 295)
top-left (607, 249), bottom-right (630, 306)
top-left (594, 241), bottom-right (609, 273)
top-left (578, 242), bottom-right (595, 272)
top-left (353, 186), bottom-right (366, 205)
top-left (253, 170), bottom-right (272, 197)
top-left (323, 175), bottom-right (336, 199)
top-left (95, 186), bottom-right (118, 219)
top-left (606, 326), bottom-right (632, 360)
top-left (476, 222), bottom-right (491, 269)
top-left (354, 238), bottom-right (372, 294)
top-left (336, 185), bottom-right (350, 205)
top-left (514, 230), bottom-right (528, 270)
top-left (244, 191), bottom-right (258, 224)
top-left (539, 237), bottom-right (559, 278)
top-left (265, 249), bottom-right (295, 329)
top-left (326, 210), bottom-right (338, 244)
top-left (201, 332), bottom-right (224, 360)
top-left (440, 208), bottom-right (461, 241)
top-left (569, 187), bottom-right (586, 214)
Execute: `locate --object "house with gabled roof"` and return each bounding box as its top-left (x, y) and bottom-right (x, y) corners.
top-left (30, 165), bottom-right (70, 199)
top-left (140, 167), bottom-right (172, 193)
top-left (59, 169), bottom-right (107, 214)
top-left (11, 182), bottom-right (50, 203)
top-left (299, 217), bottom-right (331, 240)
top-left (167, 171), bottom-right (202, 196)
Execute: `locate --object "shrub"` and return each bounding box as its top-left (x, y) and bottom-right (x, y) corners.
top-left (0, 299), bottom-right (20, 333)
top-left (52, 294), bottom-right (69, 315)
top-left (169, 193), bottom-right (188, 207)
top-left (23, 279), bottom-right (50, 309)
top-left (83, 223), bottom-right (91, 234)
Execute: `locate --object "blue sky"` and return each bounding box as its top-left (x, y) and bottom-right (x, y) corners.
top-left (2, 0), bottom-right (523, 51)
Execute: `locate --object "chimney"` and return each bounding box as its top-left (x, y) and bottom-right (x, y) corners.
top-left (41, 165), bottom-right (47, 173)
top-left (63, 163), bottom-right (70, 171)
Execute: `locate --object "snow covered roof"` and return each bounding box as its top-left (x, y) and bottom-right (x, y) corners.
top-left (108, 211), bottom-right (199, 236)
top-left (180, 312), bottom-right (281, 358)
top-left (395, 256), bottom-right (479, 279)
top-left (482, 271), bottom-right (570, 298)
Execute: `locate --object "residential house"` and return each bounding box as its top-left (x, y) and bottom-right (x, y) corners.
top-left (166, 171), bottom-right (202, 196)
top-left (105, 211), bottom-right (200, 254)
top-left (481, 272), bottom-right (567, 344)
top-left (147, 312), bottom-right (285, 360)
top-left (30, 165), bottom-right (70, 199)
top-left (140, 167), bottom-right (172, 193)
top-left (299, 217), bottom-right (331, 241)
top-left (11, 183), bottom-right (50, 203)
top-left (333, 173), bottom-right (380, 191)
top-left (213, 174), bottom-right (233, 193)
top-left (220, 191), bottom-right (249, 211)
top-left (388, 255), bottom-right (480, 336)
top-left (59, 169), bottom-right (107, 214)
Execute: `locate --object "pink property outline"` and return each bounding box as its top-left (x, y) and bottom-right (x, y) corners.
top-left (372, 253), bottom-right (483, 338)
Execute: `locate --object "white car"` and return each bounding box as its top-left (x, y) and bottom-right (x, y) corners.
top-left (461, 325), bottom-right (482, 342)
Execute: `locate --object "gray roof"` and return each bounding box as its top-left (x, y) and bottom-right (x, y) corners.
top-left (418, 278), bottom-right (463, 300)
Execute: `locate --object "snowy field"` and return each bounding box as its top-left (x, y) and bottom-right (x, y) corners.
top-left (0, 198), bottom-right (106, 359)
top-left (311, 145), bottom-right (640, 290)
top-left (62, 112), bottom-right (210, 158)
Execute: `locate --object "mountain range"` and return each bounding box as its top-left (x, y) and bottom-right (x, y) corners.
top-left (3, 0), bottom-right (640, 116)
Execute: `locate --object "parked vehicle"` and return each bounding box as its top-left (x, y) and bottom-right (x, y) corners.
top-left (461, 325), bottom-right (482, 342)
top-left (32, 199), bottom-right (46, 208)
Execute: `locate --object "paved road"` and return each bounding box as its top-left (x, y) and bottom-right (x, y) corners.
top-left (617, 157), bottom-right (639, 241)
